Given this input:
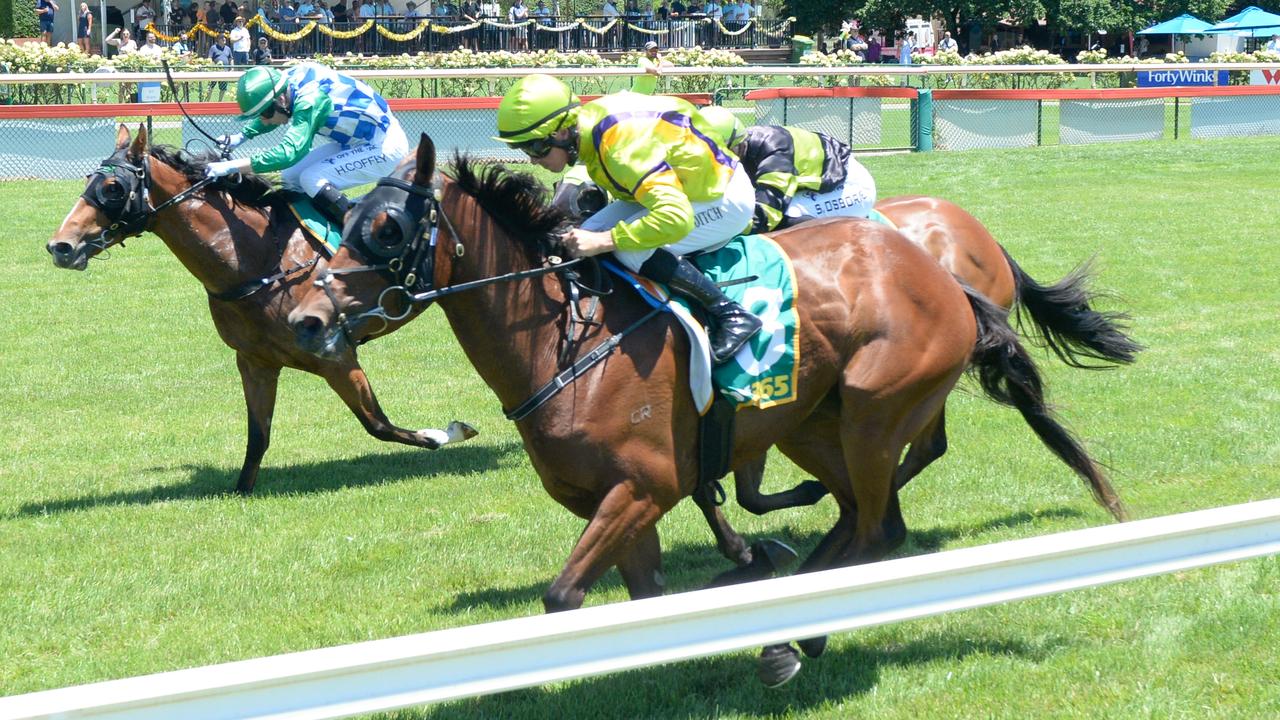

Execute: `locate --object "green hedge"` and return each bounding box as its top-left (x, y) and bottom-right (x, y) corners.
top-left (1, 0), bottom-right (42, 39)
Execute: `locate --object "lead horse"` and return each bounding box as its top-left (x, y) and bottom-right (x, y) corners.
top-left (46, 125), bottom-right (476, 494)
top-left (287, 135), bottom-right (1127, 685)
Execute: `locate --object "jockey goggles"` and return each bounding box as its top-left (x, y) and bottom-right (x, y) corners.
top-left (514, 136), bottom-right (556, 159)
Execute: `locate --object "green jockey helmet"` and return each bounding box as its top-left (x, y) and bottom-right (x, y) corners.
top-left (495, 74), bottom-right (581, 144)
top-left (236, 66), bottom-right (289, 120)
top-left (698, 105), bottom-right (746, 149)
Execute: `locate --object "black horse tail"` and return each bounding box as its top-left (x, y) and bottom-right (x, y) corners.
top-left (1001, 246), bottom-right (1143, 369)
top-left (962, 283), bottom-right (1129, 523)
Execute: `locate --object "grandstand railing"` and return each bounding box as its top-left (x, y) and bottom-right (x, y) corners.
top-left (141, 15), bottom-right (795, 56)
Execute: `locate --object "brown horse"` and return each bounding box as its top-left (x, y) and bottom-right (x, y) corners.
top-left (286, 136), bottom-right (1126, 685)
top-left (727, 195), bottom-right (1140, 517)
top-left (46, 125), bottom-right (476, 495)
top-left (552, 182), bottom-right (1139, 523)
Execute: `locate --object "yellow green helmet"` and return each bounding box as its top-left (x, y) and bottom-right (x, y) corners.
top-left (698, 105), bottom-right (746, 149)
top-left (236, 66), bottom-right (288, 120)
top-left (496, 74), bottom-right (581, 144)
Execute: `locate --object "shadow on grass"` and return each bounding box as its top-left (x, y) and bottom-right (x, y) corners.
top-left (5, 441), bottom-right (525, 519)
top-left (401, 631), bottom-right (1067, 720)
top-left (449, 506), bottom-right (1087, 612)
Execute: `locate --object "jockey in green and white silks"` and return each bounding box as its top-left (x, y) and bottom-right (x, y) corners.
top-left (700, 105), bottom-right (876, 234)
top-left (495, 74), bottom-right (761, 364)
top-left (204, 63), bottom-right (409, 224)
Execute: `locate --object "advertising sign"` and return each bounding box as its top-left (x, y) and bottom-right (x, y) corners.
top-left (1250, 68), bottom-right (1280, 85)
top-left (1137, 69), bottom-right (1229, 87)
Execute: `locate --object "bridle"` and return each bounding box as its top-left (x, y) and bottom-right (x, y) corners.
top-left (78, 60), bottom-right (227, 256)
top-left (316, 170), bottom-right (660, 423)
top-left (80, 148), bottom-right (218, 255)
top-left (317, 173), bottom-right (587, 344)
top-left (79, 148), bottom-right (319, 303)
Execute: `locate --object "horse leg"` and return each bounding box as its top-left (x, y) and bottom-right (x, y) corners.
top-left (735, 425), bottom-right (862, 683)
top-left (756, 510), bottom-right (858, 686)
top-left (320, 363), bottom-right (477, 450)
top-left (692, 492), bottom-right (753, 567)
top-left (234, 354), bottom-right (281, 495)
top-left (696, 458), bottom-right (801, 586)
top-left (702, 495), bottom-right (799, 587)
top-left (615, 524), bottom-right (665, 600)
top-left (544, 480), bottom-right (667, 613)
top-left (894, 405), bottom-right (947, 491)
top-left (733, 455), bottom-right (829, 516)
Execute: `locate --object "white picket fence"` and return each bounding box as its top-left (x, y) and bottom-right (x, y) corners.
top-left (1, 498), bottom-right (1277, 720)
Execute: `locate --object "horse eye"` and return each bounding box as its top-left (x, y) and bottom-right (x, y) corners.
top-left (374, 219), bottom-right (402, 247)
top-left (102, 182), bottom-right (126, 201)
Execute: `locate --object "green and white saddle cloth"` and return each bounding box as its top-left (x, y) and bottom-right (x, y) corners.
top-left (671, 233), bottom-right (801, 410)
top-left (286, 196), bottom-right (342, 256)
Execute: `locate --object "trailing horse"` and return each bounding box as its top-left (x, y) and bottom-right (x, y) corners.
top-left (46, 124), bottom-right (476, 494)
top-left (554, 182), bottom-right (1140, 523)
top-left (729, 195), bottom-right (1140, 518)
top-left (285, 136), bottom-right (1128, 685)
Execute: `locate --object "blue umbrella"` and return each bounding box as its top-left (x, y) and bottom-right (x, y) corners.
top-left (1136, 14), bottom-right (1213, 55)
top-left (1137, 14), bottom-right (1213, 36)
top-left (1205, 5), bottom-right (1280, 36)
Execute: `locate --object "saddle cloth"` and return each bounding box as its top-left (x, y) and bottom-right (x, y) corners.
top-left (286, 196), bottom-right (342, 256)
top-left (606, 233), bottom-right (801, 414)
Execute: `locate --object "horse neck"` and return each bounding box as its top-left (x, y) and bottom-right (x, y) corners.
top-left (146, 159), bottom-right (278, 295)
top-left (435, 194), bottom-right (566, 411)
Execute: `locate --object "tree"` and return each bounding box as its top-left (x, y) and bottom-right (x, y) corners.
top-left (0, 0), bottom-right (40, 39)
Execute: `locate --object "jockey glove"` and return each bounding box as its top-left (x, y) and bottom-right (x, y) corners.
top-left (205, 160), bottom-right (242, 179)
top-left (218, 133), bottom-right (246, 152)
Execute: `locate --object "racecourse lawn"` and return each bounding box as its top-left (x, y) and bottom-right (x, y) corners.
top-left (2, 137), bottom-right (1279, 719)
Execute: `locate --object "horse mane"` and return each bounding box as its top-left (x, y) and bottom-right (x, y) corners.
top-left (149, 145), bottom-right (284, 208)
top-left (446, 153), bottom-right (566, 259)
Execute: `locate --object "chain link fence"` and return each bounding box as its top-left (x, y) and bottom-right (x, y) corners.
top-left (2, 74), bottom-right (1280, 179)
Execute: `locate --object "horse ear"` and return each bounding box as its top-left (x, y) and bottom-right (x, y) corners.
top-left (115, 123), bottom-right (130, 151)
top-left (128, 123), bottom-right (148, 161)
top-left (411, 133), bottom-right (435, 187)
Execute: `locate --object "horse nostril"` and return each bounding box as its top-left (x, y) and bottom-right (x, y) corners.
top-left (294, 314), bottom-right (325, 337)
top-left (49, 241), bottom-right (73, 257)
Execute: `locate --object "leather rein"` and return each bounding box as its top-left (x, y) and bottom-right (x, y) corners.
top-left (317, 174), bottom-right (657, 422)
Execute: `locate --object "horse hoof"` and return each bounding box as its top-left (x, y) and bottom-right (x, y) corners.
top-left (447, 421), bottom-right (479, 442)
top-left (758, 643), bottom-right (802, 688)
top-left (752, 539), bottom-right (799, 573)
top-left (798, 635), bottom-right (828, 658)
top-left (415, 429), bottom-right (445, 449)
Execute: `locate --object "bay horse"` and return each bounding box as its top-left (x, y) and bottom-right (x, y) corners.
top-left (46, 125), bottom-right (476, 495)
top-left (286, 135), bottom-right (1126, 685)
top-left (552, 181), bottom-right (1140, 522)
top-left (727, 194), bottom-right (1140, 517)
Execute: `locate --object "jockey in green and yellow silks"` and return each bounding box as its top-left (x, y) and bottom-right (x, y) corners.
top-left (496, 74), bottom-right (762, 364)
top-left (700, 105), bottom-right (876, 234)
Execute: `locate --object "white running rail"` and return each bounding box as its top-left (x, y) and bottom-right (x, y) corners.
top-left (2, 498), bottom-right (1278, 720)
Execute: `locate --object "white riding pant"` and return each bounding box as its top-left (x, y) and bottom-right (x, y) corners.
top-left (785, 154), bottom-right (877, 223)
top-left (582, 163), bottom-right (755, 273)
top-left (280, 119), bottom-right (409, 197)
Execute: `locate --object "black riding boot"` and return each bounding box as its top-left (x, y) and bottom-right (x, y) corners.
top-left (640, 249), bottom-right (763, 364)
top-left (312, 184), bottom-right (351, 227)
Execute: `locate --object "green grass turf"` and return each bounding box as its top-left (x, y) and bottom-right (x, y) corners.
top-left (3, 136), bottom-right (1280, 718)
